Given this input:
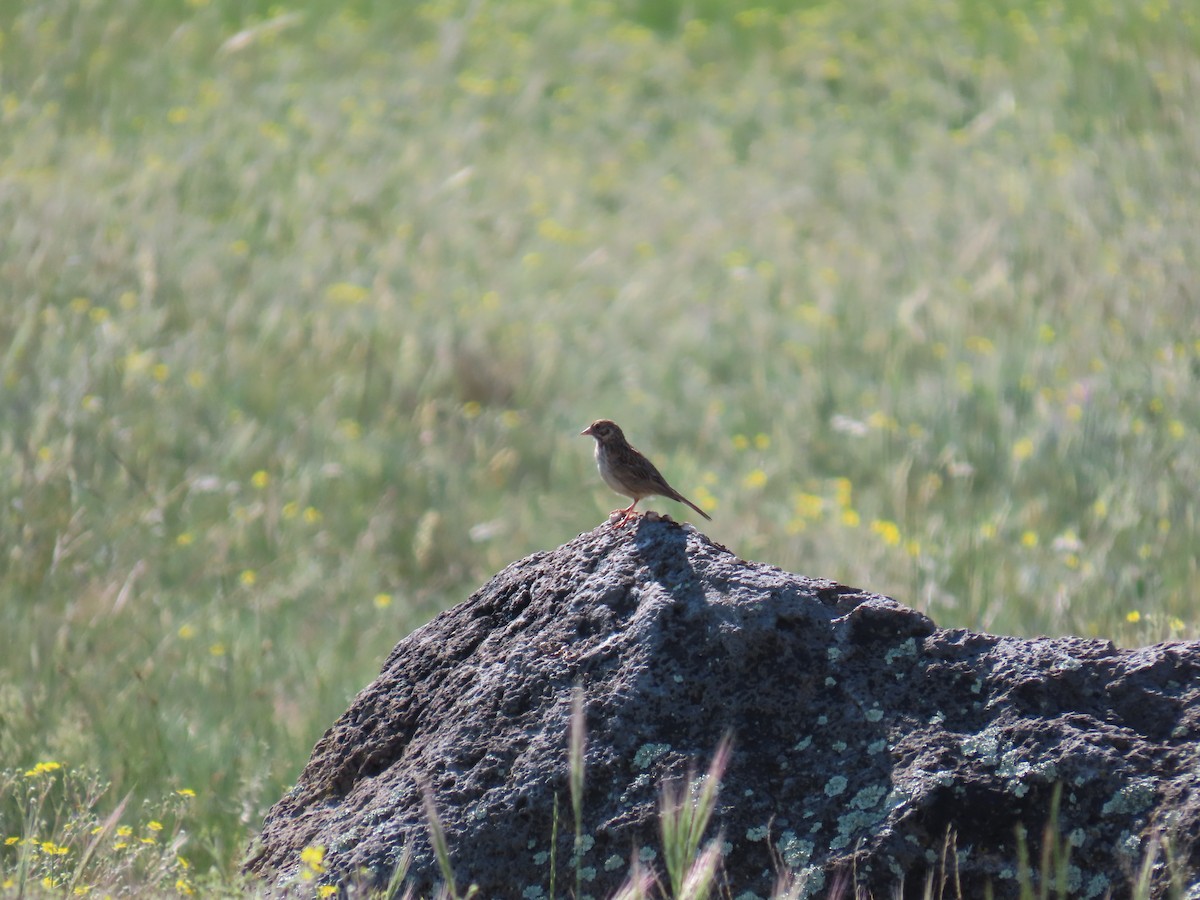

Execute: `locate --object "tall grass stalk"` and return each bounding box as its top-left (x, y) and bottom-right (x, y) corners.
top-left (548, 793), bottom-right (559, 900)
top-left (569, 686), bottom-right (587, 900)
top-left (610, 859), bottom-right (655, 900)
top-left (659, 735), bottom-right (733, 900)
top-left (1014, 784), bottom-right (1069, 900)
top-left (420, 786), bottom-right (478, 900)
top-left (378, 844), bottom-right (414, 900)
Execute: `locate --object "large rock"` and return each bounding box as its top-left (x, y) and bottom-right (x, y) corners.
top-left (246, 519), bottom-right (1200, 898)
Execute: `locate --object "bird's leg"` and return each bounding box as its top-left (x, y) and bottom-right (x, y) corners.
top-left (612, 498), bottom-right (640, 526)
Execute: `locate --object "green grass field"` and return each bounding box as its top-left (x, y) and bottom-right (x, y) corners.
top-left (2, 0), bottom-right (1198, 893)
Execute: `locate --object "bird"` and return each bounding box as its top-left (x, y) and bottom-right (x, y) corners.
top-left (581, 419), bottom-right (711, 527)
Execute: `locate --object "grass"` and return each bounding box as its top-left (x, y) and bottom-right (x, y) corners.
top-left (2, 752), bottom-right (1191, 898)
top-left (1, 0), bottom-right (1198, 893)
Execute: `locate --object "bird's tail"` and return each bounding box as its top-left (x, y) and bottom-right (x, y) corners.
top-left (674, 492), bottom-right (712, 521)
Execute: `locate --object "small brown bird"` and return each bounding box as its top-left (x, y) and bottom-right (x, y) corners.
top-left (581, 419), bottom-right (711, 526)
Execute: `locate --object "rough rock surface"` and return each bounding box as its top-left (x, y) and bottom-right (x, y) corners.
top-left (246, 519), bottom-right (1200, 898)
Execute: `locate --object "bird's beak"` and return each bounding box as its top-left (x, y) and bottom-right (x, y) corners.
top-left (581, 424), bottom-right (594, 436)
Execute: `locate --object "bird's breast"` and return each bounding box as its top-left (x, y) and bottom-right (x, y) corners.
top-left (595, 445), bottom-right (635, 498)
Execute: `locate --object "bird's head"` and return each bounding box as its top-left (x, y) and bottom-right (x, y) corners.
top-left (581, 419), bottom-right (624, 443)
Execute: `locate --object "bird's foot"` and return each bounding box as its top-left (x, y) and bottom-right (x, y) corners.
top-left (609, 509), bottom-right (638, 528)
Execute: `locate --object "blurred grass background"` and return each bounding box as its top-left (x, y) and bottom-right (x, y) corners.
top-left (1, 0), bottom-right (1197, 889)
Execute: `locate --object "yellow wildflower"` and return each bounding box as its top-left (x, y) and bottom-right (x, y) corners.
top-left (870, 520), bottom-right (901, 546)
